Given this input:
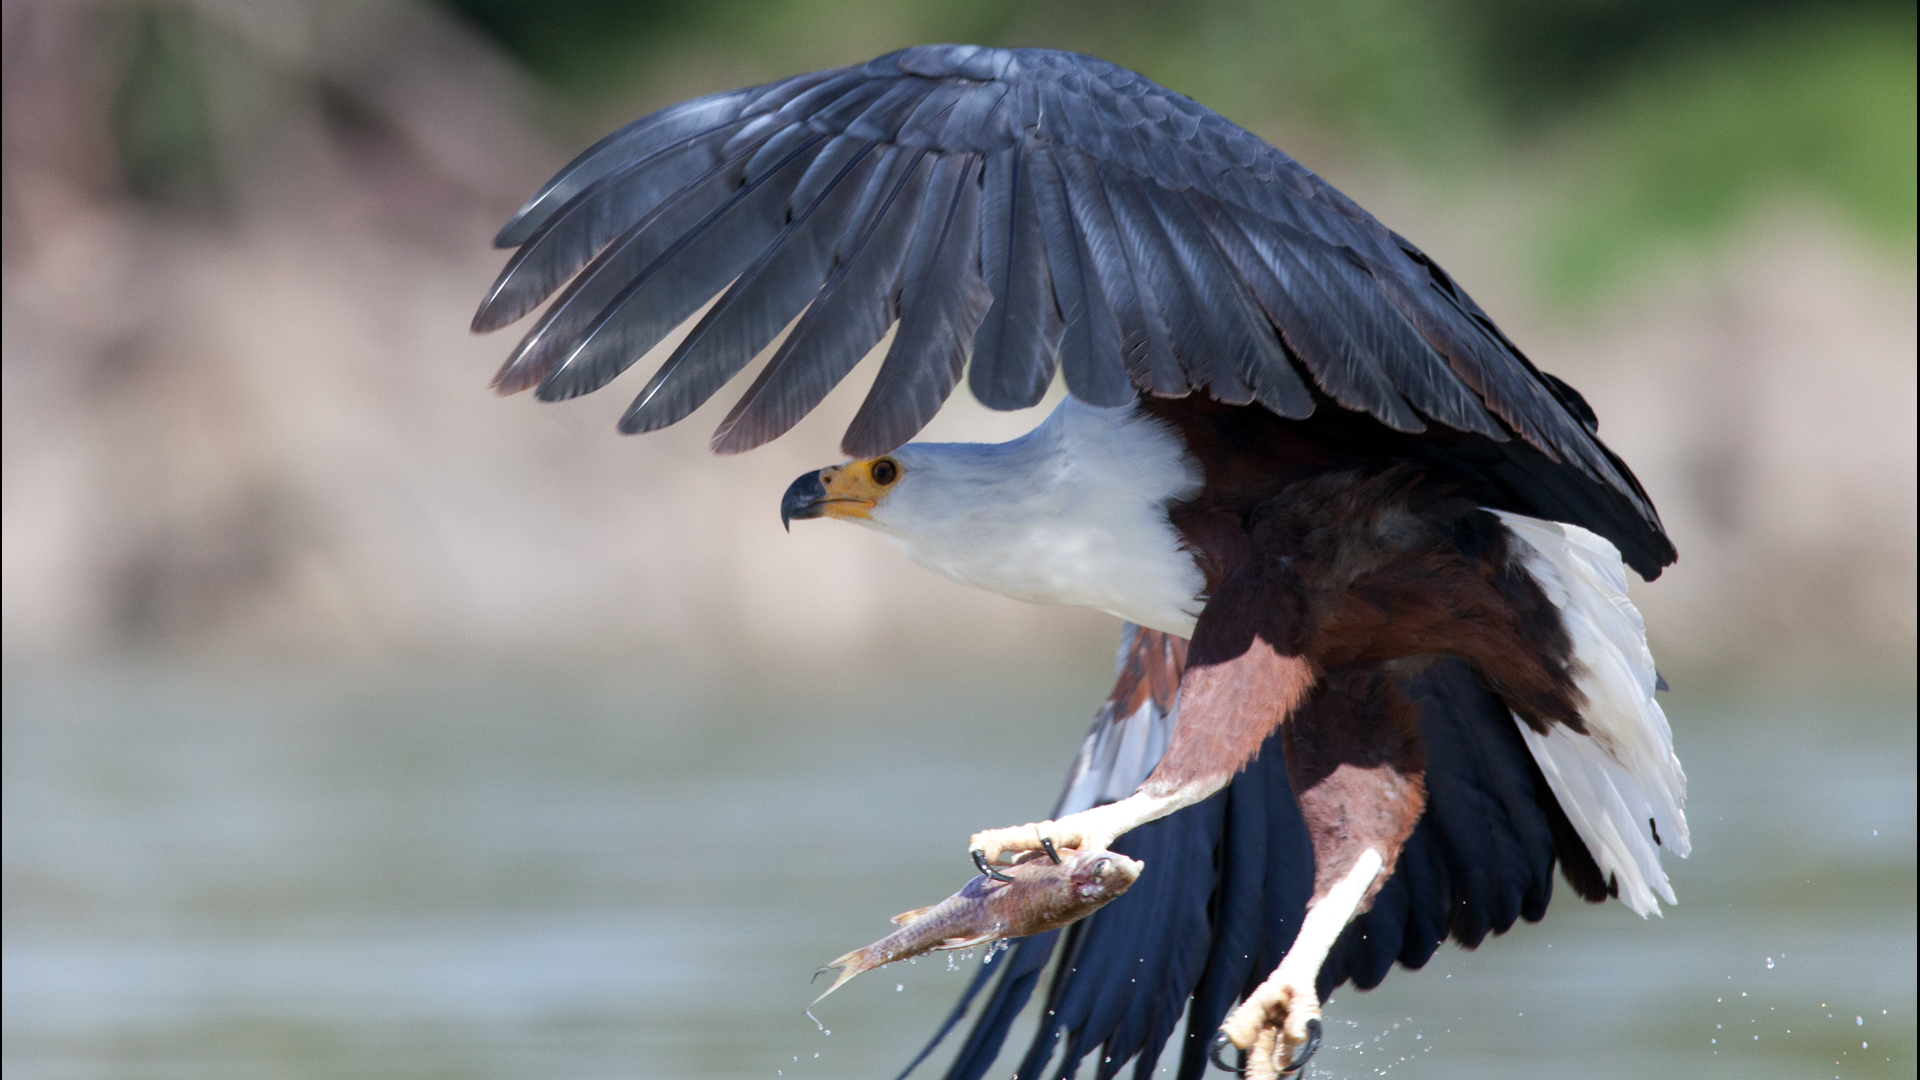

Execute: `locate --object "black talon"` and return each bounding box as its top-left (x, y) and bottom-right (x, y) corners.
top-left (1281, 1019), bottom-right (1323, 1076)
top-left (1040, 837), bottom-right (1063, 864)
top-left (1209, 1032), bottom-right (1246, 1075)
top-left (972, 849), bottom-right (1014, 883)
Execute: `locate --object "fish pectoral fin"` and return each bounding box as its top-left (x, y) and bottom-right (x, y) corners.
top-left (934, 933), bottom-right (998, 951)
top-left (890, 905), bottom-right (935, 926)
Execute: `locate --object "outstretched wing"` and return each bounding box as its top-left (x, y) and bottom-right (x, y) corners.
top-left (906, 642), bottom-right (1604, 1080)
top-left (475, 45), bottom-right (1670, 573)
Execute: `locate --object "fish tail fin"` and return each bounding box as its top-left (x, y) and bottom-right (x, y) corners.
top-left (810, 946), bottom-right (871, 1006)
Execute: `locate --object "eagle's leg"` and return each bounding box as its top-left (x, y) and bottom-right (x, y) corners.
top-left (1217, 848), bottom-right (1385, 1077)
top-left (970, 635), bottom-right (1316, 865)
top-left (1216, 664), bottom-right (1428, 1079)
top-left (968, 778), bottom-right (1220, 865)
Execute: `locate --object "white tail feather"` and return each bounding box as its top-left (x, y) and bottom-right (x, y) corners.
top-left (1494, 512), bottom-right (1689, 917)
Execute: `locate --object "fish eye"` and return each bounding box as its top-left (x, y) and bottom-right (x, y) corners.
top-left (870, 458), bottom-right (899, 485)
top-left (1091, 858), bottom-right (1110, 879)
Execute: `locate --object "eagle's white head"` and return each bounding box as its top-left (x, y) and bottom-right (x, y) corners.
top-left (779, 399), bottom-right (1207, 636)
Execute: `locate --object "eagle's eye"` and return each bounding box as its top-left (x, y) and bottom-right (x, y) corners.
top-left (870, 458), bottom-right (899, 486)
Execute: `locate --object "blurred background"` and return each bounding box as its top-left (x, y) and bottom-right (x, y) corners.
top-left (3, 1), bottom-right (1913, 1077)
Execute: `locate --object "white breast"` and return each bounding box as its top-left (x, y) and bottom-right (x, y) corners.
top-left (860, 399), bottom-right (1206, 636)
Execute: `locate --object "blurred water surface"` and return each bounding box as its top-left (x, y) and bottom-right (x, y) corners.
top-left (3, 662), bottom-right (1913, 1079)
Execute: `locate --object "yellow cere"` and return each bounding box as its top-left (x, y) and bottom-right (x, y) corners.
top-left (815, 457), bottom-right (902, 521)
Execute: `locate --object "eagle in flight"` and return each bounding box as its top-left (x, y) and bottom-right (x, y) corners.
top-left (475, 45), bottom-right (1688, 1080)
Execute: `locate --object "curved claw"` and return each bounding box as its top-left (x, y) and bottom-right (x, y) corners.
top-left (1209, 1032), bottom-right (1245, 1075)
top-left (1040, 836), bottom-right (1062, 864)
top-left (1283, 1018), bottom-right (1323, 1076)
top-left (1211, 1018), bottom-right (1321, 1077)
top-left (972, 849), bottom-right (1014, 883)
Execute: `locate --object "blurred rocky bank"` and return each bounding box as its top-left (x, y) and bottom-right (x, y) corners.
top-left (3, 0), bottom-right (1914, 684)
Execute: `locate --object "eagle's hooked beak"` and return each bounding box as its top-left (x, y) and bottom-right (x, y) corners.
top-left (780, 470), bottom-right (829, 531)
top-left (779, 457), bottom-right (902, 531)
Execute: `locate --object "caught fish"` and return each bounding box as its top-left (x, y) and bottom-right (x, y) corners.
top-left (812, 848), bottom-right (1143, 1004)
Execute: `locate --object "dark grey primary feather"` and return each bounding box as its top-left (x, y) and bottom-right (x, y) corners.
top-left (477, 44), bottom-right (1672, 567)
top-left (491, 85), bottom-right (759, 249)
top-left (1147, 186), bottom-right (1304, 413)
top-left (969, 142), bottom-right (1063, 410)
top-left (843, 153), bottom-right (992, 457)
top-left (1055, 150), bottom-right (1186, 397)
top-left (1097, 171), bottom-right (1243, 401)
top-left (711, 147), bottom-right (934, 453)
top-left (475, 123), bottom-right (753, 337)
top-left (530, 132), bottom-right (825, 402)
top-left (1026, 143), bottom-right (1132, 407)
top-left (621, 138), bottom-right (884, 435)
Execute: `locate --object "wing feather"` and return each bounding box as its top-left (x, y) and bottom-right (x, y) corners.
top-left (1027, 143), bottom-right (1132, 407)
top-left (842, 154), bottom-right (992, 456)
top-left (1098, 172), bottom-right (1242, 400)
top-left (619, 137), bottom-right (883, 434)
top-left (477, 45), bottom-right (1673, 572)
top-left (474, 120), bottom-right (756, 335)
top-left (491, 85), bottom-right (762, 248)
top-left (712, 147), bottom-right (935, 452)
top-left (969, 142), bottom-right (1063, 411)
top-left (1055, 148), bottom-right (1187, 397)
top-left (491, 132), bottom-right (798, 397)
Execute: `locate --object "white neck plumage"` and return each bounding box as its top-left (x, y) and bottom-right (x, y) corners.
top-left (858, 399), bottom-right (1208, 636)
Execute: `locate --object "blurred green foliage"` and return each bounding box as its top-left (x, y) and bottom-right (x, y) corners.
top-left (445, 0), bottom-right (1916, 299)
top-left (113, 6), bottom-right (222, 213)
top-left (1543, 7), bottom-right (1916, 297)
top-left (104, 0), bottom-right (1915, 299)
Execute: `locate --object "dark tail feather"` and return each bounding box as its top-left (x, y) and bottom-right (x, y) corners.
top-left (908, 655), bottom-right (1593, 1078)
top-left (891, 933), bottom-right (1041, 1080)
top-left (901, 724), bottom-right (1311, 1080)
top-left (1176, 736), bottom-right (1314, 1079)
top-left (1320, 657), bottom-right (1581, 999)
top-left (921, 931), bottom-right (1062, 1080)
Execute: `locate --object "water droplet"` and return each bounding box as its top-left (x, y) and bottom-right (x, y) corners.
top-left (895, 984), bottom-right (904, 992)
top-left (1766, 957), bottom-right (1774, 969)
top-left (1857, 1016), bottom-right (1864, 1025)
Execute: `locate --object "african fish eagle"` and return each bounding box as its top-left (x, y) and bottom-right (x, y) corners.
top-left (474, 45), bottom-right (1688, 1080)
